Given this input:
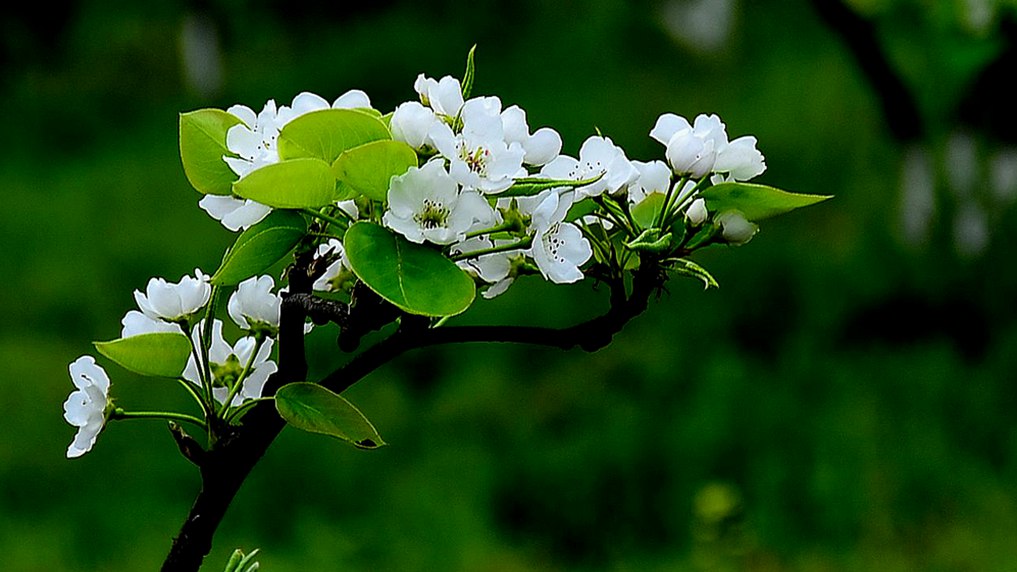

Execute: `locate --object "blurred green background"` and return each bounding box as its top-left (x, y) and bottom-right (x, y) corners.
top-left (4, 0), bottom-right (1017, 569)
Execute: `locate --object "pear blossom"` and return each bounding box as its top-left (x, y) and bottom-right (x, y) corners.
top-left (717, 211), bottom-right (758, 244)
top-left (686, 198), bottom-right (709, 226)
top-left (501, 105), bottom-right (562, 166)
top-left (198, 195), bottom-right (272, 232)
top-left (312, 239), bottom-right (353, 292)
top-left (228, 276), bottom-right (281, 333)
top-left (63, 356), bottom-right (110, 458)
top-left (519, 189), bottom-right (593, 284)
top-left (224, 100), bottom-right (284, 178)
top-left (183, 320), bottom-right (276, 407)
top-left (391, 101), bottom-right (441, 150)
top-left (414, 74), bottom-right (464, 117)
top-left (651, 113), bottom-right (765, 181)
top-left (540, 136), bottom-right (638, 198)
top-left (120, 310), bottom-right (182, 337)
top-left (453, 236), bottom-right (513, 283)
top-left (430, 96), bottom-right (526, 194)
top-left (627, 160), bottom-right (673, 205)
top-left (384, 160), bottom-right (496, 245)
top-left (134, 269), bottom-right (211, 323)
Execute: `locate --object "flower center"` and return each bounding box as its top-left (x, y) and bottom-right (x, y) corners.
top-left (210, 354), bottom-right (245, 389)
top-left (459, 144), bottom-right (490, 175)
top-left (415, 199), bottom-right (451, 229)
top-left (542, 224), bottom-right (567, 264)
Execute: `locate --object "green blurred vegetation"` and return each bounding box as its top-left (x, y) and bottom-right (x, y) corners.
top-left (4, 0), bottom-right (1017, 570)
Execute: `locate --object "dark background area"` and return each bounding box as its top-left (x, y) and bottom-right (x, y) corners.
top-left (3, 0), bottom-right (1017, 569)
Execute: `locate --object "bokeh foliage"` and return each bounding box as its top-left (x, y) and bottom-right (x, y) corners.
top-left (3, 0), bottom-right (1017, 569)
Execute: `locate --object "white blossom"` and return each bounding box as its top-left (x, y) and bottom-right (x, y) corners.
top-left (224, 100), bottom-right (284, 178)
top-left (63, 356), bottom-right (110, 458)
top-left (686, 198), bottom-right (709, 226)
top-left (651, 113), bottom-right (765, 181)
top-left (414, 74), bottom-right (464, 117)
top-left (430, 96), bottom-right (526, 194)
top-left (391, 101), bottom-right (441, 150)
top-left (312, 239), bottom-right (352, 292)
top-left (228, 276), bottom-right (281, 332)
top-left (627, 160), bottom-right (673, 205)
top-left (714, 135), bottom-right (766, 181)
top-left (120, 310), bottom-right (182, 338)
top-left (133, 269), bottom-right (211, 322)
top-left (540, 136), bottom-right (638, 198)
top-left (501, 105), bottom-right (562, 166)
top-left (198, 194), bottom-right (272, 232)
top-left (520, 189), bottom-right (593, 284)
top-left (183, 320), bottom-right (276, 407)
top-left (384, 160), bottom-right (496, 245)
top-left (718, 211), bottom-right (758, 244)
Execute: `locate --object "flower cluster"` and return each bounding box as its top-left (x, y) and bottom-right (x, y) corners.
top-left (64, 271), bottom-right (283, 457)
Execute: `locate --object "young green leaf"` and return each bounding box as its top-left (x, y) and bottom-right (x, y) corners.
top-left (699, 182), bottom-right (831, 221)
top-left (631, 193), bottom-right (666, 229)
top-left (277, 109), bottom-right (390, 163)
top-left (211, 210), bottom-right (307, 286)
top-left (499, 173), bottom-right (605, 197)
top-left (275, 382), bottom-right (385, 449)
top-left (179, 109), bottom-right (243, 195)
top-left (332, 140), bottom-right (418, 202)
top-left (233, 158), bottom-right (336, 209)
top-left (94, 333), bottom-right (192, 378)
top-left (667, 257), bottom-right (719, 289)
top-left (344, 222), bottom-right (476, 316)
top-left (462, 44), bottom-right (477, 100)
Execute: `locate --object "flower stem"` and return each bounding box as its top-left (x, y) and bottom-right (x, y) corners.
top-left (654, 175), bottom-right (688, 229)
top-left (302, 208), bottom-right (351, 232)
top-left (223, 397), bottom-right (274, 424)
top-left (111, 408), bottom-right (207, 430)
top-left (451, 237), bottom-right (532, 261)
top-left (663, 176), bottom-right (711, 229)
top-left (464, 220), bottom-right (522, 239)
top-left (218, 335), bottom-right (265, 419)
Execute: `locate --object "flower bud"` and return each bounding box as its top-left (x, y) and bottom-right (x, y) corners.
top-left (666, 129), bottom-right (717, 178)
top-left (717, 211), bottom-right (758, 245)
top-left (686, 198), bottom-right (709, 226)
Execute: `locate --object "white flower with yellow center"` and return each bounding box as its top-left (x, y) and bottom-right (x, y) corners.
top-left (540, 136), bottom-right (638, 198)
top-left (430, 97), bottom-right (526, 194)
top-left (183, 320), bottom-right (276, 407)
top-left (133, 269), bottom-right (211, 323)
top-left (384, 160), bottom-right (496, 245)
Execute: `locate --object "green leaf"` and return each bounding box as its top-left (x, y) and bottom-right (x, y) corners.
top-left (179, 109), bottom-right (243, 195)
top-left (94, 333), bottom-right (192, 378)
top-left (699, 183), bottom-right (832, 221)
top-left (233, 158), bottom-right (336, 209)
top-left (332, 140), bottom-right (418, 202)
top-left (631, 193), bottom-right (666, 229)
top-left (344, 222), bottom-right (475, 316)
top-left (277, 109), bottom-right (390, 163)
top-left (500, 173), bottom-right (605, 197)
top-left (275, 382), bottom-right (385, 449)
top-left (565, 198), bottom-right (598, 223)
top-left (667, 258), bottom-right (719, 289)
top-left (211, 210), bottom-right (307, 286)
top-left (462, 44), bottom-right (477, 100)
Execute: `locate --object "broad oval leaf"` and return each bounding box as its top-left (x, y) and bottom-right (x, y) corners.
top-left (94, 333), bottom-right (192, 378)
top-left (344, 222), bottom-right (475, 317)
top-left (630, 193), bottom-right (666, 229)
top-left (277, 109), bottom-right (391, 163)
top-left (233, 158), bottom-right (336, 209)
top-left (332, 140), bottom-right (418, 202)
top-left (275, 382), bottom-right (385, 449)
top-left (699, 183), bottom-right (832, 221)
top-left (211, 210), bottom-right (307, 285)
top-left (179, 109), bottom-right (243, 195)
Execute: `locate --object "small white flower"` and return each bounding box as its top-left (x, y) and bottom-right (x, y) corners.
top-left (120, 310), bottom-right (182, 338)
top-left (332, 89), bottom-right (372, 109)
top-left (501, 105), bottom-right (562, 166)
top-left (228, 276), bottom-right (281, 332)
top-left (63, 356), bottom-right (110, 458)
top-left (531, 221), bottom-right (592, 284)
top-left (183, 320), bottom-right (277, 407)
top-left (391, 101), bottom-right (441, 150)
top-left (627, 160), bottom-right (673, 205)
top-left (717, 211), bottom-right (758, 244)
top-left (453, 236), bottom-right (513, 284)
top-left (540, 136), bottom-right (638, 198)
top-left (134, 269), bottom-right (211, 322)
top-left (224, 100), bottom-right (284, 178)
top-left (686, 198), bottom-right (709, 226)
top-left (198, 194), bottom-right (272, 232)
top-left (714, 135), bottom-right (766, 181)
top-left (414, 74), bottom-right (464, 117)
top-left (384, 160), bottom-right (496, 245)
top-left (430, 96), bottom-right (526, 194)
top-left (312, 239), bottom-right (352, 292)
top-left (651, 113), bottom-right (765, 181)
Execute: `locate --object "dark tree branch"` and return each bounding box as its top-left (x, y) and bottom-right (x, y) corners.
top-left (810, 0), bottom-right (925, 142)
top-left (160, 257), bottom-right (663, 571)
